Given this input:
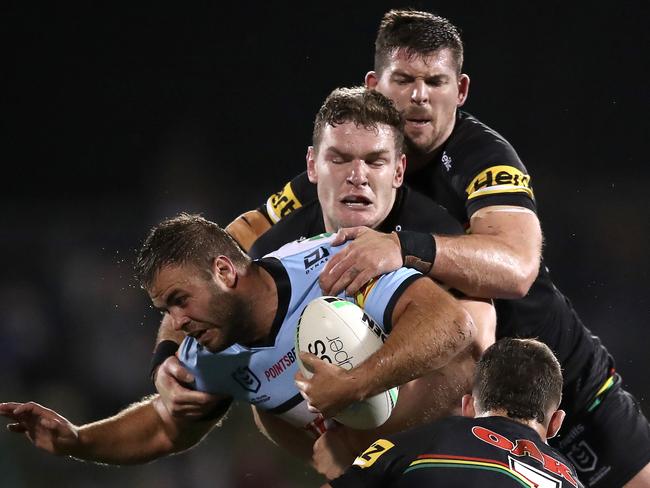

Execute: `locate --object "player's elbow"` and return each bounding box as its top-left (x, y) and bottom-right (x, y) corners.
top-left (151, 397), bottom-right (206, 458)
top-left (452, 306), bottom-right (476, 353)
top-left (494, 236), bottom-right (541, 298)
top-left (154, 424), bottom-right (210, 459)
top-left (491, 214), bottom-right (542, 299)
top-left (504, 258), bottom-right (539, 298)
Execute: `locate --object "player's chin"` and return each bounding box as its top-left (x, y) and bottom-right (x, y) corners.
top-left (339, 218), bottom-right (377, 229)
top-left (200, 329), bottom-right (228, 353)
top-left (337, 211), bottom-right (379, 230)
top-left (203, 342), bottom-right (228, 354)
top-left (405, 131), bottom-right (436, 152)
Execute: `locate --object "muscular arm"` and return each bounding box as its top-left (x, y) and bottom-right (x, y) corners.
top-left (296, 277), bottom-right (475, 417)
top-left (432, 206), bottom-right (542, 298)
top-left (357, 277), bottom-right (475, 396)
top-left (321, 205), bottom-right (542, 300)
top-left (74, 396), bottom-right (219, 463)
top-left (0, 395), bottom-right (228, 465)
top-left (457, 296), bottom-right (495, 355)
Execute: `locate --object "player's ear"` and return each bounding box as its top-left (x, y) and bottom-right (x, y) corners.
top-left (212, 256), bottom-right (238, 288)
top-left (393, 153), bottom-right (406, 188)
top-left (546, 409), bottom-right (566, 439)
top-left (461, 394), bottom-right (476, 418)
top-left (365, 71), bottom-right (379, 89)
top-left (306, 146), bottom-right (318, 183)
top-left (457, 73), bottom-right (470, 107)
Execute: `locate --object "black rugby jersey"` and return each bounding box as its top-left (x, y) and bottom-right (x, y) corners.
top-left (255, 110), bottom-right (613, 417)
top-left (250, 186), bottom-right (463, 259)
top-left (330, 416), bottom-right (583, 488)
top-left (403, 111), bottom-right (613, 416)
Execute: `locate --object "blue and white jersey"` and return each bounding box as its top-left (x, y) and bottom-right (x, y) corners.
top-left (177, 233), bottom-right (421, 432)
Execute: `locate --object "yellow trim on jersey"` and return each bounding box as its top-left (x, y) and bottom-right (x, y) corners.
top-left (352, 439), bottom-right (395, 468)
top-left (355, 279), bottom-right (378, 309)
top-left (265, 182), bottom-right (302, 223)
top-left (465, 165), bottom-right (534, 201)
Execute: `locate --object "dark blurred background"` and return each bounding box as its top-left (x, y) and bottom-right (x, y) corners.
top-left (2, 1), bottom-right (648, 487)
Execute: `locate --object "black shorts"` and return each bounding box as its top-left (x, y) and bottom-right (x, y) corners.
top-left (551, 383), bottom-right (650, 487)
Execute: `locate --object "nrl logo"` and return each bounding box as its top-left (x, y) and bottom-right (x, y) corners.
top-left (232, 366), bottom-right (261, 393)
top-left (567, 441), bottom-right (598, 472)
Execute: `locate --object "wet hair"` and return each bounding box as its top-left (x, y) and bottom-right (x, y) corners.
top-left (474, 338), bottom-right (563, 424)
top-left (374, 9), bottom-right (464, 75)
top-left (135, 213), bottom-right (250, 289)
top-left (312, 86), bottom-right (404, 154)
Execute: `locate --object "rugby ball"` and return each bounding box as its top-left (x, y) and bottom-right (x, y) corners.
top-left (295, 296), bottom-right (398, 429)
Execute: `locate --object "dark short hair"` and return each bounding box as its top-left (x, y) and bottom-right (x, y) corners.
top-left (374, 9), bottom-right (464, 75)
top-left (312, 86), bottom-right (404, 154)
top-left (474, 338), bottom-right (563, 423)
top-left (135, 213), bottom-right (250, 289)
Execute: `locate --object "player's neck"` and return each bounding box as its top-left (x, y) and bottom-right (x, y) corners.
top-left (405, 144), bottom-right (441, 173)
top-left (405, 115), bottom-right (456, 172)
top-left (478, 410), bottom-right (549, 442)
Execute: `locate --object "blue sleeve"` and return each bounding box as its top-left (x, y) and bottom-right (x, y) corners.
top-left (354, 268), bottom-right (422, 334)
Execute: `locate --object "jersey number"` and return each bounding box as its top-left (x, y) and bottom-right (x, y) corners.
top-left (510, 458), bottom-right (562, 488)
top-left (353, 439), bottom-right (395, 469)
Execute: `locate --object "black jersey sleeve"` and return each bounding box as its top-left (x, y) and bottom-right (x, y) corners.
top-left (397, 187), bottom-right (464, 236)
top-left (249, 201), bottom-right (325, 259)
top-left (444, 113), bottom-right (537, 219)
top-left (256, 171), bottom-right (318, 225)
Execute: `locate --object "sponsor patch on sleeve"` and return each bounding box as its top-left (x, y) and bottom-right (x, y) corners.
top-left (465, 165), bottom-right (534, 201)
top-left (353, 439), bottom-right (395, 468)
top-left (265, 181), bottom-right (303, 223)
top-left (354, 278), bottom-right (377, 309)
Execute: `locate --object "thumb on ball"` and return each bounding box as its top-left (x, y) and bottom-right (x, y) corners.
top-left (299, 351), bottom-right (320, 373)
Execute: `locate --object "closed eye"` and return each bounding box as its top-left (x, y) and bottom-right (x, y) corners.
top-left (367, 158), bottom-right (387, 167)
top-left (392, 76), bottom-right (412, 86)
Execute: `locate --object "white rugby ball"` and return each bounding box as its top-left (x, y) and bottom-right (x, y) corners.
top-left (295, 296), bottom-right (398, 429)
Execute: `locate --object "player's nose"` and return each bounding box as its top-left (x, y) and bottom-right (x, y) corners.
top-left (411, 79), bottom-right (429, 105)
top-left (347, 159), bottom-right (368, 186)
top-left (168, 309), bottom-right (191, 331)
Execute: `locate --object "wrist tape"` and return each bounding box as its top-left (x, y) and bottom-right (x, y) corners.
top-left (149, 340), bottom-right (180, 382)
top-left (396, 231), bottom-right (436, 274)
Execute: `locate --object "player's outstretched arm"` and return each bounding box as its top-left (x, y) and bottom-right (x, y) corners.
top-left (1, 401), bottom-right (81, 456)
top-left (296, 277), bottom-right (474, 417)
top-left (0, 395), bottom-right (225, 464)
top-left (321, 206), bottom-right (541, 299)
